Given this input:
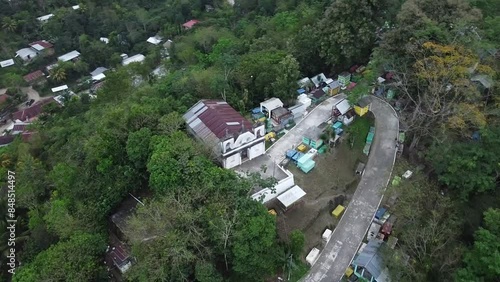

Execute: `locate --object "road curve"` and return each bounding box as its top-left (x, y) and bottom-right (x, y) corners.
top-left (302, 96), bottom-right (399, 282)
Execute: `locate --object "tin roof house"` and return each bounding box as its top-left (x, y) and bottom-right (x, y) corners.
top-left (184, 100), bottom-right (266, 169)
top-left (352, 240), bottom-right (390, 282)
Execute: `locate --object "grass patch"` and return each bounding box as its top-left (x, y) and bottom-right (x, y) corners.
top-left (347, 115), bottom-right (374, 150)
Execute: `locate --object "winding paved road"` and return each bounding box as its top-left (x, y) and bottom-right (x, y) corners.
top-left (302, 96), bottom-right (399, 282)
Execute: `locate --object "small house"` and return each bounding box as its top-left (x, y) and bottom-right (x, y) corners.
top-left (260, 98), bottom-right (283, 116)
top-left (311, 73), bottom-right (327, 88)
top-left (29, 40), bottom-right (54, 56)
top-left (338, 72), bottom-right (351, 89)
top-left (122, 54), bottom-right (145, 66)
top-left (332, 99), bottom-right (351, 118)
top-left (57, 50), bottom-right (80, 62)
top-left (354, 96), bottom-right (371, 117)
top-left (328, 80), bottom-right (341, 95)
top-left (90, 67), bottom-right (107, 81)
top-left (23, 70), bottom-right (46, 85)
top-left (183, 100), bottom-right (266, 169)
top-left (12, 98), bottom-right (55, 122)
top-left (297, 77), bottom-right (313, 92)
top-left (15, 48), bottom-right (38, 62)
top-left (0, 59), bottom-right (14, 68)
top-left (297, 94), bottom-right (312, 108)
top-left (146, 35), bottom-right (163, 45)
top-left (182, 20), bottom-right (200, 30)
top-left (288, 103), bottom-right (307, 120)
top-left (37, 14), bottom-right (54, 23)
top-left (310, 88), bottom-right (325, 102)
top-left (302, 126), bottom-right (323, 149)
top-left (351, 240), bottom-right (390, 282)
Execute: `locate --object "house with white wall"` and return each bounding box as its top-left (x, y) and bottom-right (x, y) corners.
top-left (184, 100), bottom-right (266, 169)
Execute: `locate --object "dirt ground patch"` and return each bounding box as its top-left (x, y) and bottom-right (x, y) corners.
top-left (268, 138), bottom-right (368, 257)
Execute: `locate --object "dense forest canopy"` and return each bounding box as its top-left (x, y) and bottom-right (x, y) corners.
top-left (0, 0), bottom-right (499, 281)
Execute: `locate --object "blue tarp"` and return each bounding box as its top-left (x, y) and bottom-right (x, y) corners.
top-left (251, 107), bottom-right (262, 114)
top-left (297, 88), bottom-right (306, 94)
top-left (375, 208), bottom-right (387, 219)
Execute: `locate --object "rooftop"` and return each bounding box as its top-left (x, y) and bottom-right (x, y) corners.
top-left (37, 14), bottom-right (54, 21)
top-left (92, 73), bottom-right (106, 81)
top-left (90, 67), bottom-right (108, 77)
top-left (272, 107), bottom-right (292, 117)
top-left (183, 100), bottom-right (253, 140)
top-left (353, 239), bottom-right (389, 282)
top-left (311, 73), bottom-right (327, 87)
top-left (51, 85), bottom-right (68, 93)
top-left (0, 59), bottom-right (14, 68)
top-left (311, 88), bottom-right (325, 99)
top-left (16, 48), bottom-right (37, 60)
top-left (57, 50), bottom-right (80, 62)
top-left (12, 98), bottom-right (54, 122)
top-left (29, 40), bottom-right (53, 50)
top-left (183, 19), bottom-right (200, 29)
top-left (23, 70), bottom-right (45, 83)
top-left (335, 99), bottom-right (351, 115)
top-left (260, 98), bottom-right (284, 112)
top-left (146, 36), bottom-right (163, 45)
top-left (122, 54), bottom-right (145, 66)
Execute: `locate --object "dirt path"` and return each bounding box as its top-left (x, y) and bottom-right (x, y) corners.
top-left (302, 96), bottom-right (399, 282)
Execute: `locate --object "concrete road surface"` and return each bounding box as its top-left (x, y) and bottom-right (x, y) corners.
top-left (302, 96), bottom-right (399, 282)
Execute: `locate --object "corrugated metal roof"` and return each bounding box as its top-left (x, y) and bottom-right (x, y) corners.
top-left (23, 70), bottom-right (45, 82)
top-left (353, 240), bottom-right (384, 279)
top-left (184, 100), bottom-right (253, 140)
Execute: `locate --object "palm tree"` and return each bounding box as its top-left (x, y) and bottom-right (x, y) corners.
top-left (51, 65), bottom-right (67, 82)
top-left (1, 17), bottom-right (17, 32)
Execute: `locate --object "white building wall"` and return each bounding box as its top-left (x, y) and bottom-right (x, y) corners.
top-left (224, 153), bottom-right (242, 169)
top-left (248, 142), bottom-right (265, 160)
top-left (251, 166), bottom-right (295, 203)
top-left (233, 131), bottom-right (255, 148)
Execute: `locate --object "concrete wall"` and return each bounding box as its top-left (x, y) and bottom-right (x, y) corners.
top-left (248, 142), bottom-right (265, 160)
top-left (224, 153), bottom-right (241, 169)
top-left (251, 166), bottom-right (295, 203)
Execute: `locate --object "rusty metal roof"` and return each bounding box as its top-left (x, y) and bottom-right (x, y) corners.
top-left (184, 100), bottom-right (253, 141)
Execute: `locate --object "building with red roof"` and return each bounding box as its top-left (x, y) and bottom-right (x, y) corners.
top-left (23, 70), bottom-right (46, 84)
top-left (12, 98), bottom-right (54, 122)
top-left (183, 100), bottom-right (266, 169)
top-left (182, 19), bottom-right (200, 29)
top-left (29, 40), bottom-right (54, 55)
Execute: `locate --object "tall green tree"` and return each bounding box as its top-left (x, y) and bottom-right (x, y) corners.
top-left (13, 233), bottom-right (106, 282)
top-left (455, 209), bottom-right (500, 281)
top-left (271, 54), bottom-right (300, 105)
top-left (317, 0), bottom-right (387, 68)
top-left (231, 203), bottom-right (279, 281)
